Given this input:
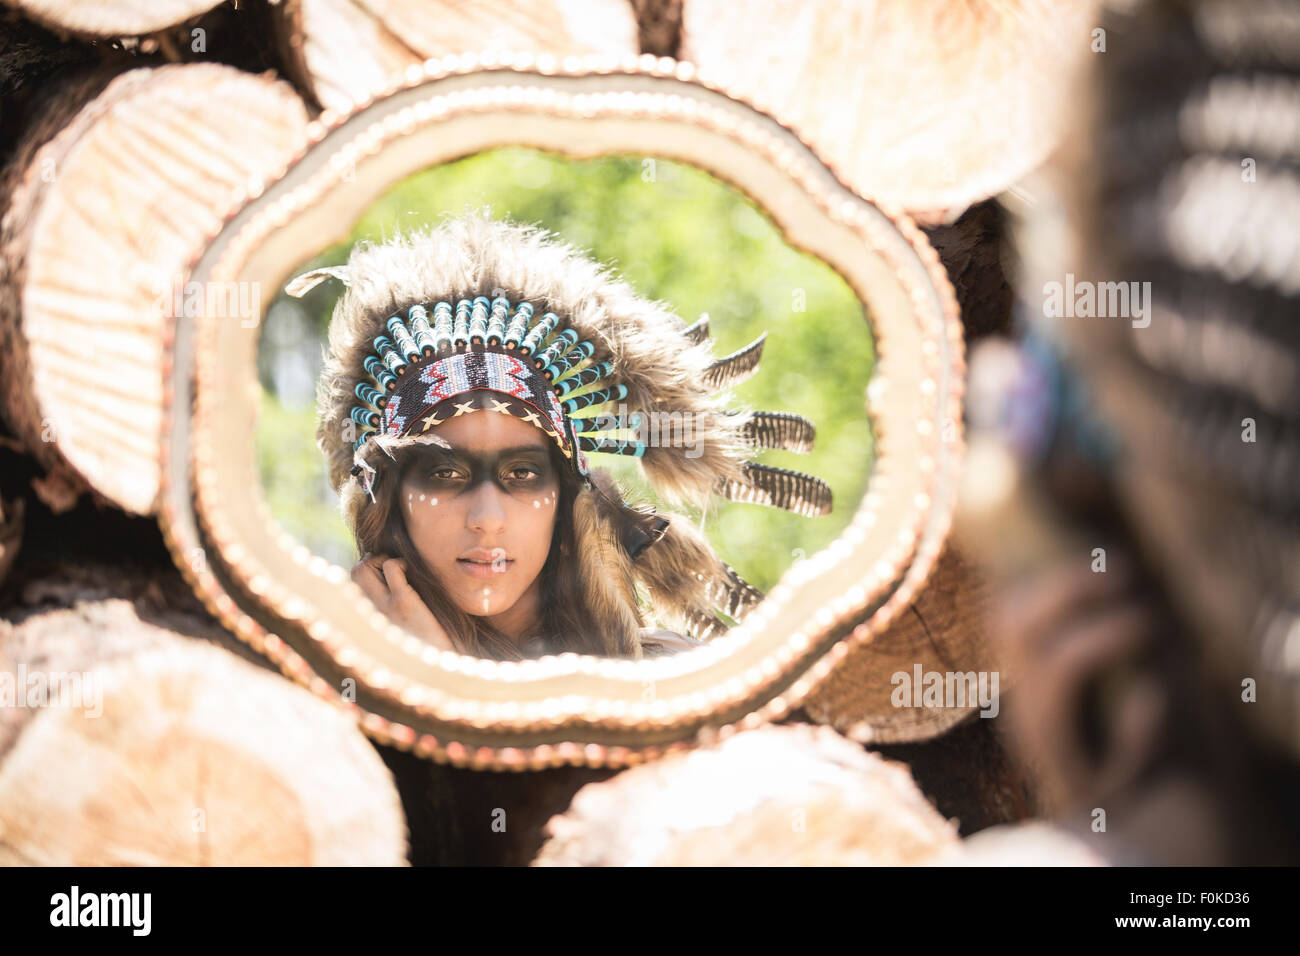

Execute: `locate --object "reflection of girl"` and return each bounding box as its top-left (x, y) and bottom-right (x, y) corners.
top-left (302, 212), bottom-right (831, 660)
top-left (345, 401), bottom-right (682, 658)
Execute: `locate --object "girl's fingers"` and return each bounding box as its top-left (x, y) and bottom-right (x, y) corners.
top-left (380, 559), bottom-right (454, 650)
top-left (383, 559), bottom-right (430, 617)
top-left (354, 556), bottom-right (452, 651)
top-left (381, 558), bottom-right (413, 599)
top-left (351, 555), bottom-right (392, 608)
top-left (352, 565), bottom-right (387, 609)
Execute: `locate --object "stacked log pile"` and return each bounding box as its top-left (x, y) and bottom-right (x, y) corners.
top-left (0, 0), bottom-right (1052, 865)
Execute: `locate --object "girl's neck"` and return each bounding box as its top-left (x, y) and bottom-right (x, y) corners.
top-left (485, 573), bottom-right (544, 649)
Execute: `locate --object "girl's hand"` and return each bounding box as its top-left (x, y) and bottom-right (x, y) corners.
top-left (351, 554), bottom-right (455, 652)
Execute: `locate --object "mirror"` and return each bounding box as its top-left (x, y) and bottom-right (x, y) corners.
top-left (160, 57), bottom-right (964, 766)
top-left (255, 146), bottom-right (874, 659)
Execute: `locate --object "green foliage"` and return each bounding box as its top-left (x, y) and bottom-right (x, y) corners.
top-left (256, 147), bottom-right (875, 595)
top-left (255, 388), bottom-right (353, 565)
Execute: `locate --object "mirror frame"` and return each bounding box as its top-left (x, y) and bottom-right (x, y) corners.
top-left (158, 53), bottom-right (965, 769)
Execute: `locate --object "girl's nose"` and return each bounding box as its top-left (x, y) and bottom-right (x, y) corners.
top-left (465, 481), bottom-right (507, 534)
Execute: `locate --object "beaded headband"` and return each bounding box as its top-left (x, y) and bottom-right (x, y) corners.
top-left (345, 296), bottom-right (648, 500)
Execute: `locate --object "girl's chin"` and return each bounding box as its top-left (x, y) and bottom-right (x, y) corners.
top-left (449, 588), bottom-right (519, 617)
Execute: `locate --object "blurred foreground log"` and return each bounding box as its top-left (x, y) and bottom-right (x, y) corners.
top-left (927, 820), bottom-right (1105, 866)
top-left (534, 724), bottom-right (960, 865)
top-left (0, 584), bottom-right (407, 865)
top-left (681, 0), bottom-right (1098, 221)
top-left (0, 63), bottom-right (309, 515)
top-left (0, 0), bottom-right (226, 38)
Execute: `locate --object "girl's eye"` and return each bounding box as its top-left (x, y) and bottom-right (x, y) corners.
top-left (424, 466), bottom-right (541, 483)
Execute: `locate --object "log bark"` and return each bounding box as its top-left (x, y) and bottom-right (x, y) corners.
top-left (0, 63), bottom-right (310, 515)
top-left (0, 495), bottom-right (21, 591)
top-left (681, 0), bottom-right (1099, 221)
top-left (275, 0), bottom-right (642, 114)
top-left (627, 0), bottom-right (682, 58)
top-left (0, 578), bottom-right (407, 865)
top-left (921, 199), bottom-right (1015, 345)
top-left (379, 744), bottom-right (617, 866)
top-left (869, 708), bottom-right (1042, 834)
top-left (534, 723), bottom-right (960, 865)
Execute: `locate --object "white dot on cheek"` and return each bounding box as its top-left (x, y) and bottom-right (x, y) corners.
top-left (429, 498), bottom-right (438, 506)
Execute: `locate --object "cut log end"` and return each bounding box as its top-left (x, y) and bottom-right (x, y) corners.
top-left (276, 0), bottom-right (641, 114)
top-left (0, 594), bottom-right (407, 865)
top-left (681, 0), bottom-right (1101, 216)
top-left (0, 63), bottom-right (310, 515)
top-left (802, 542), bottom-right (1005, 745)
top-left (534, 723), bottom-right (960, 865)
top-left (1, 0), bottom-right (228, 38)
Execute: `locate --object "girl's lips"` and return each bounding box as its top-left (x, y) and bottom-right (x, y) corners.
top-left (456, 558), bottom-right (513, 578)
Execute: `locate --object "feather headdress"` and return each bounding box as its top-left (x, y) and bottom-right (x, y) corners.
top-left (303, 211), bottom-right (832, 640)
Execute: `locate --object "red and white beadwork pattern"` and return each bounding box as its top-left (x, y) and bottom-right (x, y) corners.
top-left (382, 349), bottom-right (569, 446)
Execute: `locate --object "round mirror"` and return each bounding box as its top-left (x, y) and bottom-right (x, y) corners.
top-left (257, 146), bottom-right (873, 644)
top-left (160, 56), bottom-right (964, 767)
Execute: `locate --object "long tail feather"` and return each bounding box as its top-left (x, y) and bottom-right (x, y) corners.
top-left (738, 410), bottom-right (816, 453)
top-left (703, 333), bottom-right (766, 391)
top-left (715, 461), bottom-right (833, 517)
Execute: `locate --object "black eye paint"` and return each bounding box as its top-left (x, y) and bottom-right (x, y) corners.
top-left (410, 444), bottom-right (555, 496)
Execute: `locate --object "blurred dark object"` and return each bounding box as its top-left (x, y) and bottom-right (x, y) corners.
top-left (962, 318), bottom-right (1300, 863)
top-left (628, 0), bottom-right (682, 57)
top-left (957, 0), bottom-right (1300, 864)
top-left (921, 200), bottom-right (1016, 347)
top-left (1068, 0), bottom-right (1300, 761)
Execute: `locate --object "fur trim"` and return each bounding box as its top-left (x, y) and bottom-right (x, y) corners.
top-left (314, 210), bottom-right (753, 536)
top-left (571, 485), bottom-right (644, 657)
top-left (628, 508), bottom-right (763, 639)
top-left (583, 466), bottom-right (763, 636)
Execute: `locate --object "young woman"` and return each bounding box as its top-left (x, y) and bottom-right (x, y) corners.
top-left (301, 212), bottom-right (831, 660)
top-left (346, 396), bottom-right (695, 658)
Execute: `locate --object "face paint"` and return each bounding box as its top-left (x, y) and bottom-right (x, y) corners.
top-left (405, 444), bottom-right (556, 497)
top-left (396, 409), bottom-right (561, 642)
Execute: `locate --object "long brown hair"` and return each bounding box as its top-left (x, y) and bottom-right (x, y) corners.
top-left (351, 438), bottom-right (642, 660)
